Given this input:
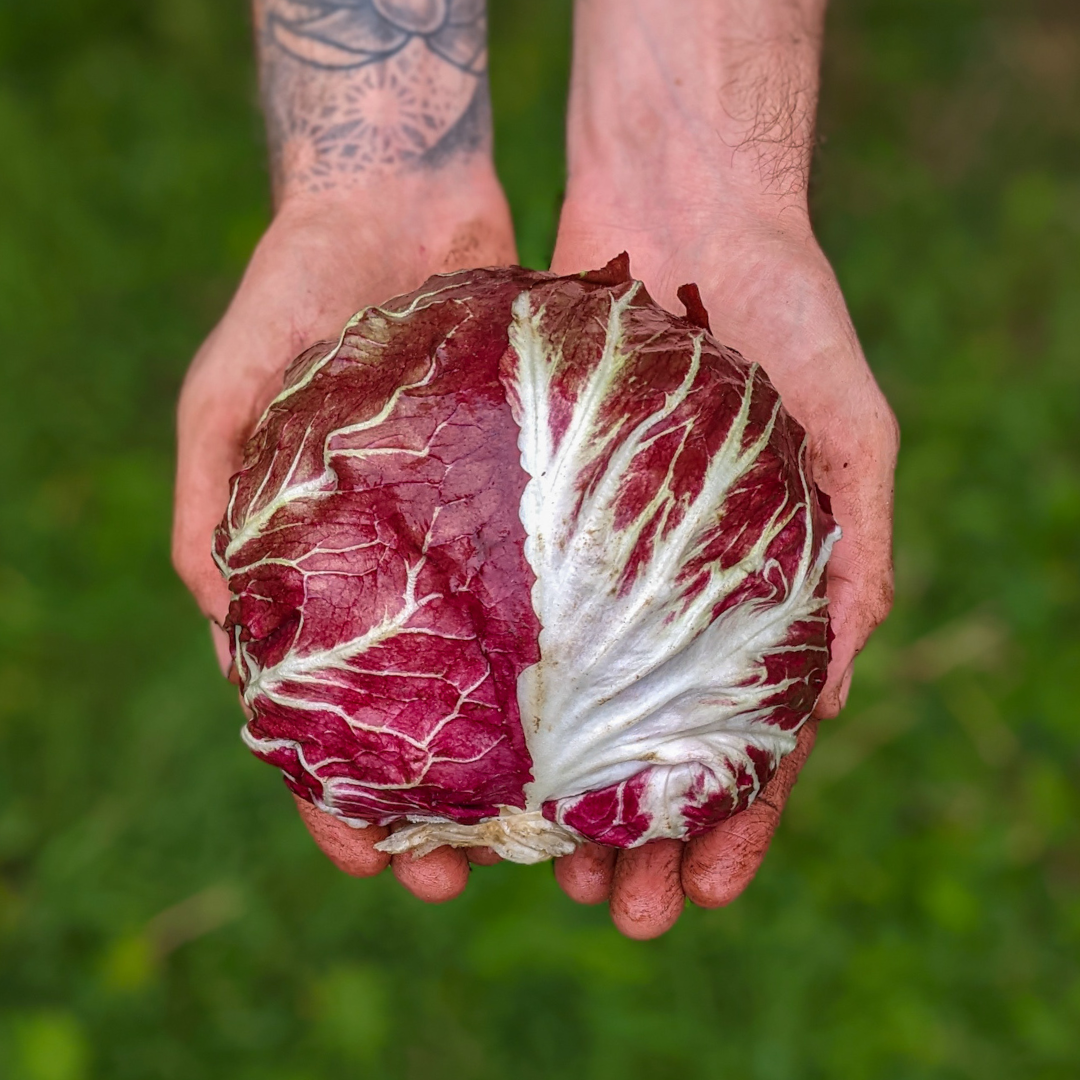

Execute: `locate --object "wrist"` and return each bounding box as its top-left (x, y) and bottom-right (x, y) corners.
top-left (273, 160), bottom-right (507, 229)
top-left (271, 161), bottom-right (516, 272)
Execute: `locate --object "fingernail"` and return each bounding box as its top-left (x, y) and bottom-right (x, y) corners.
top-left (209, 620), bottom-right (234, 679)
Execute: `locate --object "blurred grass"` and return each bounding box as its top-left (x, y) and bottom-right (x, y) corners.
top-left (0, 0), bottom-right (1078, 1077)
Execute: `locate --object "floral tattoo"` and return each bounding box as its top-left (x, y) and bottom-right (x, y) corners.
top-left (259, 0), bottom-right (489, 192)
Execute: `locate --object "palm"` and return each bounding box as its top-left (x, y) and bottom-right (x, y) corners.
top-left (549, 207), bottom-right (897, 936)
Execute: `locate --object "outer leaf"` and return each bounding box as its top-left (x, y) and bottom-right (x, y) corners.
top-left (215, 268), bottom-right (543, 827)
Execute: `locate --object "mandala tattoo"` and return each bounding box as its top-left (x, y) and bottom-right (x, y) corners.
top-left (261, 0), bottom-right (489, 191)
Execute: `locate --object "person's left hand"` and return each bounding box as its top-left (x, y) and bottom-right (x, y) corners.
top-left (172, 171), bottom-right (518, 903)
top-left (548, 195), bottom-right (897, 939)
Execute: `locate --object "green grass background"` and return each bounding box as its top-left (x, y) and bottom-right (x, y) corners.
top-left (1, 1), bottom-right (1078, 1076)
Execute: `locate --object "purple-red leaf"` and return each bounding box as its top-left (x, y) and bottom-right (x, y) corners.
top-left (215, 261), bottom-right (838, 863)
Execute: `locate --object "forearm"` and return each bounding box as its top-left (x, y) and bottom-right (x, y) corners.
top-left (566, 0), bottom-right (827, 218)
top-left (254, 0), bottom-right (497, 208)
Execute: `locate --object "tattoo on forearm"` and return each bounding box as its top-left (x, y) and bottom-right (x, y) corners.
top-left (257, 0), bottom-right (489, 194)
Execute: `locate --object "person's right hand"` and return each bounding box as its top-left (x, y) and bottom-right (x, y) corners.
top-left (541, 0), bottom-right (897, 939)
top-left (172, 168), bottom-right (517, 902)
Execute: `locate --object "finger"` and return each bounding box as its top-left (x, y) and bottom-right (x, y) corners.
top-left (172, 361), bottom-right (245, 625)
top-left (609, 839), bottom-right (684, 940)
top-left (392, 846), bottom-right (470, 903)
top-left (292, 795), bottom-right (390, 878)
top-left (682, 720), bottom-right (818, 907)
top-left (813, 411), bottom-right (898, 718)
top-left (172, 322), bottom-right (291, 625)
top-left (554, 842), bottom-right (616, 905)
top-left (820, 679), bottom-right (848, 718)
top-left (815, 543), bottom-right (893, 718)
top-left (466, 846), bottom-right (502, 866)
top-left (211, 621), bottom-right (235, 679)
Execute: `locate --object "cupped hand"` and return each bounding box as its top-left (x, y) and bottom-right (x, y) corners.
top-left (549, 197), bottom-right (898, 938)
top-left (172, 171), bottom-right (516, 902)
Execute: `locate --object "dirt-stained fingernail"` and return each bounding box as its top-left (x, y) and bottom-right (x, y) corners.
top-left (838, 664), bottom-right (854, 710)
top-left (210, 620), bottom-right (234, 679)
